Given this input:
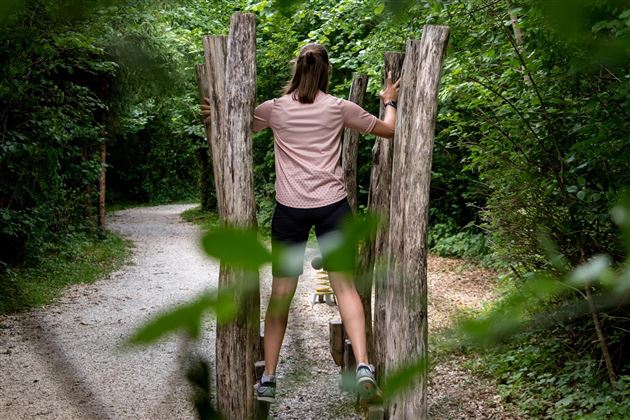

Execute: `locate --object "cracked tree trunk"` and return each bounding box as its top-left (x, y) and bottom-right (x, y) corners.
top-left (201, 13), bottom-right (260, 419)
top-left (368, 52), bottom-right (404, 381)
top-left (384, 25), bottom-right (449, 419)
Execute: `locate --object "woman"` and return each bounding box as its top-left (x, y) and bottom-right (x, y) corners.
top-left (203, 42), bottom-right (399, 404)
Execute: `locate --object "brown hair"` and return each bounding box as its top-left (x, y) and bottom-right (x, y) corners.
top-left (282, 43), bottom-right (330, 104)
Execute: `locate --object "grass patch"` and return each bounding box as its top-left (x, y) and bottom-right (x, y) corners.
top-left (107, 199), bottom-right (198, 212)
top-left (180, 206), bottom-right (220, 232)
top-left (181, 205), bottom-right (278, 242)
top-left (0, 231), bottom-right (132, 314)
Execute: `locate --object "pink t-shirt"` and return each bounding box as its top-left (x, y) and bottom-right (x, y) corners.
top-left (252, 90), bottom-right (378, 208)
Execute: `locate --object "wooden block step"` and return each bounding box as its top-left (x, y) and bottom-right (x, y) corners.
top-left (329, 320), bottom-right (344, 366)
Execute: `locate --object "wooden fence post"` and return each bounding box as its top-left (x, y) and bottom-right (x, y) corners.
top-left (384, 25), bottom-right (449, 419)
top-left (199, 35), bottom-right (227, 219)
top-left (204, 13), bottom-right (260, 419)
top-left (366, 52), bottom-right (404, 381)
top-left (341, 73), bottom-right (369, 212)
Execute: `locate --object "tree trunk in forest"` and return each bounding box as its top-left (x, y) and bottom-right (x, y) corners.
top-left (341, 73), bottom-right (368, 212)
top-left (200, 35), bottom-right (227, 219)
top-left (97, 143), bottom-right (106, 233)
top-left (384, 26), bottom-right (449, 419)
top-left (211, 13), bottom-right (261, 420)
top-left (508, 8), bottom-right (529, 84)
top-left (367, 53), bottom-right (404, 382)
top-left (82, 146), bottom-right (94, 223)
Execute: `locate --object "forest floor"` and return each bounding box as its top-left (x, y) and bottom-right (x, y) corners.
top-left (0, 204), bottom-right (518, 419)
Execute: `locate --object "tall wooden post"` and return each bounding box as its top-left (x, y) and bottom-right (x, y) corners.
top-left (365, 53), bottom-right (404, 380)
top-left (199, 35), bottom-right (227, 218)
top-left (384, 26), bottom-right (449, 419)
top-left (194, 63), bottom-right (218, 213)
top-left (341, 73), bottom-right (368, 212)
top-left (202, 13), bottom-right (260, 419)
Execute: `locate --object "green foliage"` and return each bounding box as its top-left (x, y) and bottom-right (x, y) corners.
top-left (202, 227), bottom-right (272, 270)
top-left (0, 231), bottom-right (131, 313)
top-left (0, 1), bottom-right (118, 264)
top-left (3, 0), bottom-right (630, 414)
top-left (428, 222), bottom-right (491, 261)
top-left (470, 329), bottom-right (630, 419)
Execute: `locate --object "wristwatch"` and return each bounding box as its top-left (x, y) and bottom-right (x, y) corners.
top-left (384, 100), bottom-right (397, 109)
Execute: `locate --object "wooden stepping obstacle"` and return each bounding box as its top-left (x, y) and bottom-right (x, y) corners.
top-left (312, 269), bottom-right (336, 304)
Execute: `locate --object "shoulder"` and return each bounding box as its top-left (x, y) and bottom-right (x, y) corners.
top-left (318, 91), bottom-right (343, 105)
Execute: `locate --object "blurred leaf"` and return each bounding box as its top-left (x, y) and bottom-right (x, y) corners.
top-left (127, 292), bottom-right (212, 345)
top-left (381, 356), bottom-right (428, 400)
top-left (537, 230), bottom-right (570, 273)
top-left (317, 212), bottom-right (379, 272)
top-left (569, 254), bottom-right (612, 286)
top-left (202, 227), bottom-right (271, 270)
top-left (611, 194), bottom-right (630, 254)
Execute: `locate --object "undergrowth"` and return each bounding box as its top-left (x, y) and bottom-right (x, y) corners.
top-left (465, 328), bottom-right (630, 419)
top-left (428, 222), bottom-right (494, 263)
top-left (439, 273), bottom-right (630, 419)
top-left (0, 231), bottom-right (131, 314)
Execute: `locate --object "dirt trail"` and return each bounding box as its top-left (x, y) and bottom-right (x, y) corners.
top-left (0, 205), bottom-right (512, 419)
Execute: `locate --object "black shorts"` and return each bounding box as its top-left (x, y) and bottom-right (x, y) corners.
top-left (271, 197), bottom-right (354, 276)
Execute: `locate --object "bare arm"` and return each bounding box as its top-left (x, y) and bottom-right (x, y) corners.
top-left (370, 70), bottom-right (400, 139)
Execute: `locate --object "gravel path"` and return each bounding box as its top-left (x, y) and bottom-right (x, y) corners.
top-left (0, 205), bottom-right (514, 419)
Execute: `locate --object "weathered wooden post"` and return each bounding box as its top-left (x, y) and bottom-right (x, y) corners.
top-left (341, 73), bottom-right (369, 212)
top-left (198, 35), bottom-right (227, 218)
top-left (384, 25), bottom-right (449, 419)
top-left (365, 52), bottom-right (404, 380)
top-left (195, 63), bottom-right (218, 211)
top-left (339, 73), bottom-right (371, 366)
top-left (199, 13), bottom-right (261, 419)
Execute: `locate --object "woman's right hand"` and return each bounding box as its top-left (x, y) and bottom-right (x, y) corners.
top-left (200, 97), bottom-right (212, 124)
top-left (379, 70), bottom-right (401, 102)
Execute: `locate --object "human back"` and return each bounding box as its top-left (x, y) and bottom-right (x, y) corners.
top-left (255, 88), bottom-right (377, 208)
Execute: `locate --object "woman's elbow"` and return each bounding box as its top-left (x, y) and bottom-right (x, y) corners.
top-left (385, 126), bottom-right (395, 139)
top-left (370, 120), bottom-right (396, 139)
top-left (379, 124), bottom-right (395, 139)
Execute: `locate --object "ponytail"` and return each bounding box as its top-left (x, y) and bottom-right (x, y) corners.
top-left (283, 43), bottom-right (330, 104)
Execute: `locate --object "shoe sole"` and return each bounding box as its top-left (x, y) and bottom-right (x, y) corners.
top-left (357, 378), bottom-right (382, 404)
top-left (255, 395), bottom-right (275, 403)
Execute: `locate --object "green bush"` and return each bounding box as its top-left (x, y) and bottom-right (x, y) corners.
top-left (470, 326), bottom-right (630, 419)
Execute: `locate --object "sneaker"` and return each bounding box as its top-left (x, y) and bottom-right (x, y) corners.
top-left (355, 363), bottom-right (383, 403)
top-left (254, 374), bottom-right (276, 403)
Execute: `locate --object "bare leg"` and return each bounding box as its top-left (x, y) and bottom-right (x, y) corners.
top-left (263, 276), bottom-right (298, 375)
top-left (328, 271), bottom-right (368, 365)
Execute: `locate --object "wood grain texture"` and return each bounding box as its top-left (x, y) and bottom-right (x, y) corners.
top-left (368, 52), bottom-right (404, 382)
top-left (201, 35), bottom-right (227, 218)
top-left (341, 73), bottom-right (368, 212)
top-left (384, 25), bottom-right (449, 419)
top-left (194, 64), bottom-right (216, 212)
top-left (211, 13), bottom-right (261, 420)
